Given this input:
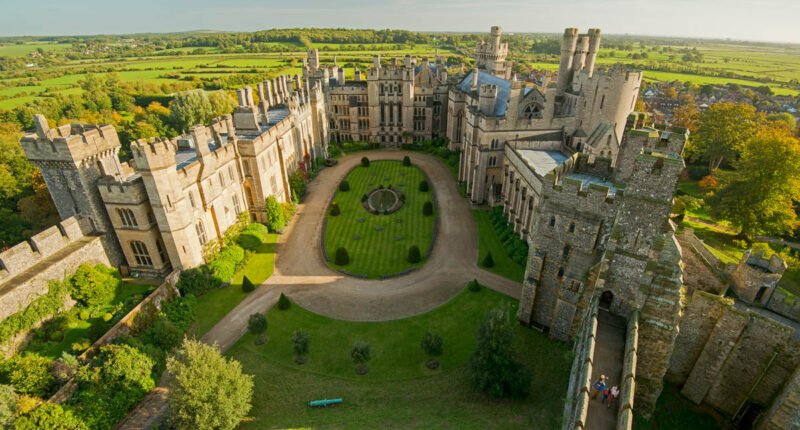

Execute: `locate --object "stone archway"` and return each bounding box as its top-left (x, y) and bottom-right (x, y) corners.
top-left (599, 290), bottom-right (614, 311)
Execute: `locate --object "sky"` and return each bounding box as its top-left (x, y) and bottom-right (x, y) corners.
top-left (0, 0), bottom-right (798, 44)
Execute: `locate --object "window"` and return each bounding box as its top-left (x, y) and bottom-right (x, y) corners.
top-left (557, 267), bottom-right (565, 278)
top-left (130, 240), bottom-right (152, 267)
top-left (146, 211), bottom-right (153, 224)
top-left (569, 223), bottom-right (575, 233)
top-left (218, 171), bottom-right (225, 187)
top-left (228, 165), bottom-right (235, 183)
top-left (549, 217), bottom-right (556, 228)
top-left (117, 208), bottom-right (137, 227)
top-left (562, 245), bottom-right (571, 258)
top-left (243, 159), bottom-right (251, 176)
top-left (233, 194), bottom-right (241, 214)
top-left (195, 220), bottom-right (207, 245)
top-left (600, 95), bottom-right (605, 109)
top-left (188, 192), bottom-right (196, 208)
top-left (155, 239), bottom-right (168, 265)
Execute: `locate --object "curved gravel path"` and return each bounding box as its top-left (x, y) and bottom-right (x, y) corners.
top-left (115, 151), bottom-right (522, 429)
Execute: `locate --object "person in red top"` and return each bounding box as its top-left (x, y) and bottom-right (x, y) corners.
top-left (608, 385), bottom-right (620, 408)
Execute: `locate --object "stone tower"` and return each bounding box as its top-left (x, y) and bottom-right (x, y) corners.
top-left (20, 115), bottom-right (124, 265)
top-left (474, 26), bottom-right (509, 77)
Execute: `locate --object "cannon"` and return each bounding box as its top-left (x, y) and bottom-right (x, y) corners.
top-left (308, 398), bottom-right (343, 408)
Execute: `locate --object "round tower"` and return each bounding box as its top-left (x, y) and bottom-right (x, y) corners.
top-left (586, 29), bottom-right (602, 76)
top-left (557, 28), bottom-right (579, 94)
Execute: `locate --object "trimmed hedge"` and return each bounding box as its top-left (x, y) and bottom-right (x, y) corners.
top-left (482, 252), bottom-right (494, 268)
top-left (488, 206), bottom-right (529, 265)
top-left (242, 276), bottom-right (255, 293)
top-left (277, 293), bottom-right (291, 310)
top-left (403, 156), bottom-right (411, 166)
top-left (329, 202), bottom-right (341, 216)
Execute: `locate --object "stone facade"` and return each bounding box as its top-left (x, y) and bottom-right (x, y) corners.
top-left (731, 249), bottom-right (787, 305)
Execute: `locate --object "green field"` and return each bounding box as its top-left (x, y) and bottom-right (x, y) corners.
top-left (0, 42), bottom-right (72, 57)
top-left (227, 287), bottom-right (572, 429)
top-left (473, 210), bottom-right (526, 282)
top-left (325, 160), bottom-right (435, 278)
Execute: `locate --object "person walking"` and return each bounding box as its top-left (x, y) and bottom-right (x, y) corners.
top-left (591, 375), bottom-right (606, 400)
top-left (608, 385), bottom-right (620, 408)
top-left (602, 384), bottom-right (611, 404)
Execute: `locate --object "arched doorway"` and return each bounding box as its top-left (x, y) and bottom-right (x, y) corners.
top-left (599, 291), bottom-right (613, 311)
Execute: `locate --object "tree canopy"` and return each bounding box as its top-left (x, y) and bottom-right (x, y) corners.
top-left (687, 102), bottom-right (763, 171)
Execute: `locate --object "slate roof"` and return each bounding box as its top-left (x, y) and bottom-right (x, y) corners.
top-left (515, 149), bottom-right (568, 175)
top-left (457, 70), bottom-right (532, 116)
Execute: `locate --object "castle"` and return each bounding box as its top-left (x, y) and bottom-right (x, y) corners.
top-left (8, 26), bottom-right (800, 430)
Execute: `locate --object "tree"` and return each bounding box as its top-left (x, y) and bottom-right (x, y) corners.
top-left (767, 112), bottom-right (797, 130)
top-left (421, 332), bottom-right (443, 357)
top-left (419, 180), bottom-right (429, 192)
top-left (407, 245), bottom-right (421, 263)
top-left (68, 264), bottom-right (120, 308)
top-left (0, 384), bottom-right (16, 428)
top-left (469, 308), bottom-right (532, 399)
top-left (277, 292), bottom-right (291, 310)
top-left (329, 202), bottom-right (341, 216)
top-left (169, 90), bottom-right (212, 132)
top-left (241, 275), bottom-right (255, 293)
top-left (209, 90), bottom-right (237, 120)
top-left (403, 156), bottom-right (411, 166)
top-left (335, 247), bottom-right (349, 265)
top-left (264, 195), bottom-right (285, 232)
top-left (351, 341), bottom-right (371, 373)
top-left (663, 87), bottom-right (678, 99)
top-left (339, 180), bottom-right (350, 191)
top-left (422, 201), bottom-right (433, 216)
top-left (166, 340), bottom-right (253, 430)
top-left (247, 313), bottom-right (268, 334)
top-left (361, 157), bottom-right (370, 167)
top-left (482, 252), bottom-right (494, 268)
top-left (688, 102), bottom-right (762, 172)
top-left (671, 104), bottom-right (698, 133)
top-left (706, 128), bottom-right (800, 239)
top-left (12, 403), bottom-right (87, 430)
top-left (1, 355), bottom-right (55, 397)
top-left (290, 330), bottom-right (311, 362)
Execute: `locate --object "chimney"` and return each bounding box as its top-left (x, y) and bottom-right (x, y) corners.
top-left (479, 84), bottom-right (498, 115)
top-left (471, 68), bottom-right (480, 90)
top-left (265, 80), bottom-right (274, 106)
top-left (373, 55), bottom-right (381, 69)
top-left (236, 89), bottom-right (247, 107)
top-left (337, 68), bottom-right (345, 85)
top-left (33, 114), bottom-right (50, 139)
top-left (244, 86), bottom-right (255, 107)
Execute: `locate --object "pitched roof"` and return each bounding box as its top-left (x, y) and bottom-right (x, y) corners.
top-left (457, 70), bottom-right (530, 116)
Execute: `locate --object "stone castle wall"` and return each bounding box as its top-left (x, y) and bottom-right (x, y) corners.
top-left (0, 216), bottom-right (110, 323)
top-left (561, 297), bottom-right (599, 430)
top-left (616, 311), bottom-right (638, 430)
top-left (766, 290), bottom-right (800, 323)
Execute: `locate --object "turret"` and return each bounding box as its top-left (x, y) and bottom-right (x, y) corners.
top-left (471, 68), bottom-right (480, 90)
top-left (233, 87), bottom-right (259, 132)
top-left (337, 67), bottom-right (345, 86)
top-left (307, 48), bottom-right (319, 69)
top-left (586, 29), bottom-right (602, 76)
top-left (572, 35), bottom-right (590, 75)
top-left (557, 28), bottom-right (579, 94)
top-left (479, 84), bottom-right (498, 116)
top-left (373, 55), bottom-right (381, 69)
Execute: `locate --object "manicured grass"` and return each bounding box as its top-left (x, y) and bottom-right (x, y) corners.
top-left (473, 210), bottom-right (525, 282)
top-left (325, 160), bottom-right (435, 278)
top-left (633, 384), bottom-right (723, 430)
top-left (23, 280), bottom-right (158, 360)
top-left (194, 234), bottom-right (278, 336)
top-left (227, 287), bottom-right (572, 429)
top-left (681, 219), bottom-right (744, 264)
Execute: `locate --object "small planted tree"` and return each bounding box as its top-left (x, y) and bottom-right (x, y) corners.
top-left (339, 180), bottom-right (350, 192)
top-left (408, 245), bottom-right (421, 263)
top-left (351, 341), bottom-right (372, 375)
top-left (335, 247), bottom-right (350, 265)
top-left (329, 202), bottom-right (341, 216)
top-left (469, 308), bottom-right (532, 399)
top-left (241, 275), bottom-right (255, 293)
top-left (468, 278), bottom-right (482, 292)
top-left (422, 201), bottom-right (433, 216)
top-left (290, 330), bottom-right (311, 364)
top-left (403, 155), bottom-right (411, 166)
top-left (361, 193), bottom-right (368, 202)
top-left (482, 252), bottom-right (494, 268)
top-left (361, 157), bottom-right (370, 167)
top-left (419, 180), bottom-right (429, 192)
top-left (247, 313), bottom-right (268, 335)
top-left (277, 293), bottom-right (291, 310)
top-left (421, 332), bottom-right (444, 369)
top-left (264, 195), bottom-right (286, 232)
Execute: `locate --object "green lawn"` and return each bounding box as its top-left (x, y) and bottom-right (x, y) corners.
top-left (473, 210), bottom-right (526, 282)
top-left (227, 287), bottom-right (572, 429)
top-left (194, 234), bottom-right (278, 336)
top-left (325, 160), bottom-right (435, 278)
top-left (633, 384), bottom-right (723, 430)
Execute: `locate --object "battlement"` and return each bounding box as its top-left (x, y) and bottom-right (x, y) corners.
top-left (0, 216), bottom-right (94, 280)
top-left (98, 174), bottom-right (148, 204)
top-left (744, 249), bottom-right (787, 275)
top-left (574, 153), bottom-right (615, 177)
top-left (131, 137), bottom-right (178, 171)
top-left (545, 171), bottom-right (621, 204)
top-left (21, 115), bottom-right (121, 163)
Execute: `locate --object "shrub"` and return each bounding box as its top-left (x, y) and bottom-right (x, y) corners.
top-left (329, 202), bottom-right (341, 216)
top-left (208, 245), bottom-right (245, 283)
top-left (468, 279), bottom-right (482, 292)
top-left (328, 144), bottom-right (341, 158)
top-left (68, 264), bottom-right (120, 308)
top-left (78, 310), bottom-right (90, 321)
top-left (177, 266), bottom-right (221, 296)
top-left (361, 193), bottom-right (368, 202)
top-left (166, 339), bottom-right (253, 430)
top-left (469, 308), bottom-right (532, 399)
top-left (361, 157), bottom-right (370, 167)
top-left (101, 313), bottom-right (113, 322)
top-left (335, 247), bottom-right (350, 265)
top-left (247, 313), bottom-right (268, 335)
top-left (242, 276), bottom-right (255, 293)
top-left (403, 156), bottom-right (411, 166)
top-left (264, 195), bottom-right (286, 233)
top-left (419, 180), bottom-right (429, 192)
top-left (408, 245), bottom-right (421, 263)
top-left (350, 341), bottom-right (371, 365)
top-left (71, 338), bottom-right (91, 353)
top-left (2, 355), bottom-right (55, 398)
top-left (149, 315), bottom-right (183, 351)
top-left (0, 384), bottom-right (16, 428)
top-left (277, 293), bottom-right (291, 310)
top-left (162, 294), bottom-right (198, 331)
top-left (421, 332), bottom-right (443, 357)
top-left (12, 403), bottom-right (87, 430)
top-left (281, 202), bottom-right (296, 222)
top-left (236, 223), bottom-right (269, 250)
top-left (423, 201), bottom-right (433, 216)
top-left (687, 165), bottom-right (708, 180)
top-left (290, 330), bottom-right (311, 358)
top-left (339, 180), bottom-right (350, 192)
top-left (482, 252), bottom-right (495, 268)
top-left (0, 280), bottom-right (69, 345)
top-left (289, 169), bottom-right (307, 197)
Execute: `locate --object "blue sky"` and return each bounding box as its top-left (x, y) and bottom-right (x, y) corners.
top-left (0, 0), bottom-right (798, 43)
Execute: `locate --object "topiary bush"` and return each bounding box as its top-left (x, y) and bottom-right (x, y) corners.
top-left (468, 278), bottom-right (482, 292)
top-left (408, 245), bottom-right (421, 263)
top-left (482, 252), bottom-right (495, 268)
top-left (403, 156), bottom-right (411, 166)
top-left (277, 293), bottom-right (291, 310)
top-left (423, 201), bottom-right (433, 216)
top-left (329, 202), bottom-right (341, 216)
top-left (361, 157), bottom-right (370, 167)
top-left (242, 276), bottom-right (255, 293)
top-left (361, 193), bottom-right (368, 203)
top-left (247, 313), bottom-right (268, 335)
top-left (419, 180), bottom-right (429, 192)
top-left (236, 223), bottom-right (269, 250)
top-left (335, 247), bottom-right (350, 265)
top-left (339, 180), bottom-right (350, 192)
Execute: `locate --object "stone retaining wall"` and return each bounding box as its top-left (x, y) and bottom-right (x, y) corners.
top-left (562, 297), bottom-right (599, 430)
top-left (617, 311), bottom-right (638, 430)
top-left (678, 228), bottom-right (736, 279)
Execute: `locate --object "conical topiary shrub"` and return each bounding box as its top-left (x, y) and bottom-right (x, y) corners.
top-left (408, 245), bottom-right (421, 263)
top-left (242, 275), bottom-right (255, 293)
top-left (335, 247), bottom-right (350, 265)
top-left (403, 156), bottom-right (411, 166)
top-left (278, 292), bottom-right (291, 310)
top-left (329, 202), bottom-right (341, 216)
top-left (419, 180), bottom-right (429, 192)
top-left (482, 252), bottom-right (494, 268)
top-left (339, 180), bottom-right (350, 192)
top-left (361, 157), bottom-right (370, 167)
top-left (422, 201), bottom-right (433, 216)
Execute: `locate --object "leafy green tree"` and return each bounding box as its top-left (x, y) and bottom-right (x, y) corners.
top-left (421, 332), bottom-right (443, 357)
top-left (13, 402), bottom-right (87, 430)
top-left (0, 384), bottom-right (17, 428)
top-left (169, 90), bottom-right (212, 132)
top-left (247, 313), bottom-right (268, 334)
top-left (290, 330), bottom-right (311, 359)
top-left (68, 264), bottom-right (120, 308)
top-left (209, 90), bottom-right (237, 120)
top-left (688, 102), bottom-right (762, 171)
top-left (166, 339), bottom-right (253, 430)
top-left (351, 341), bottom-right (371, 366)
top-left (707, 128), bottom-right (800, 239)
top-left (263, 195), bottom-right (285, 232)
top-left (469, 308), bottom-right (532, 399)
top-left (1, 355), bottom-right (55, 397)
top-left (766, 112), bottom-right (797, 130)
